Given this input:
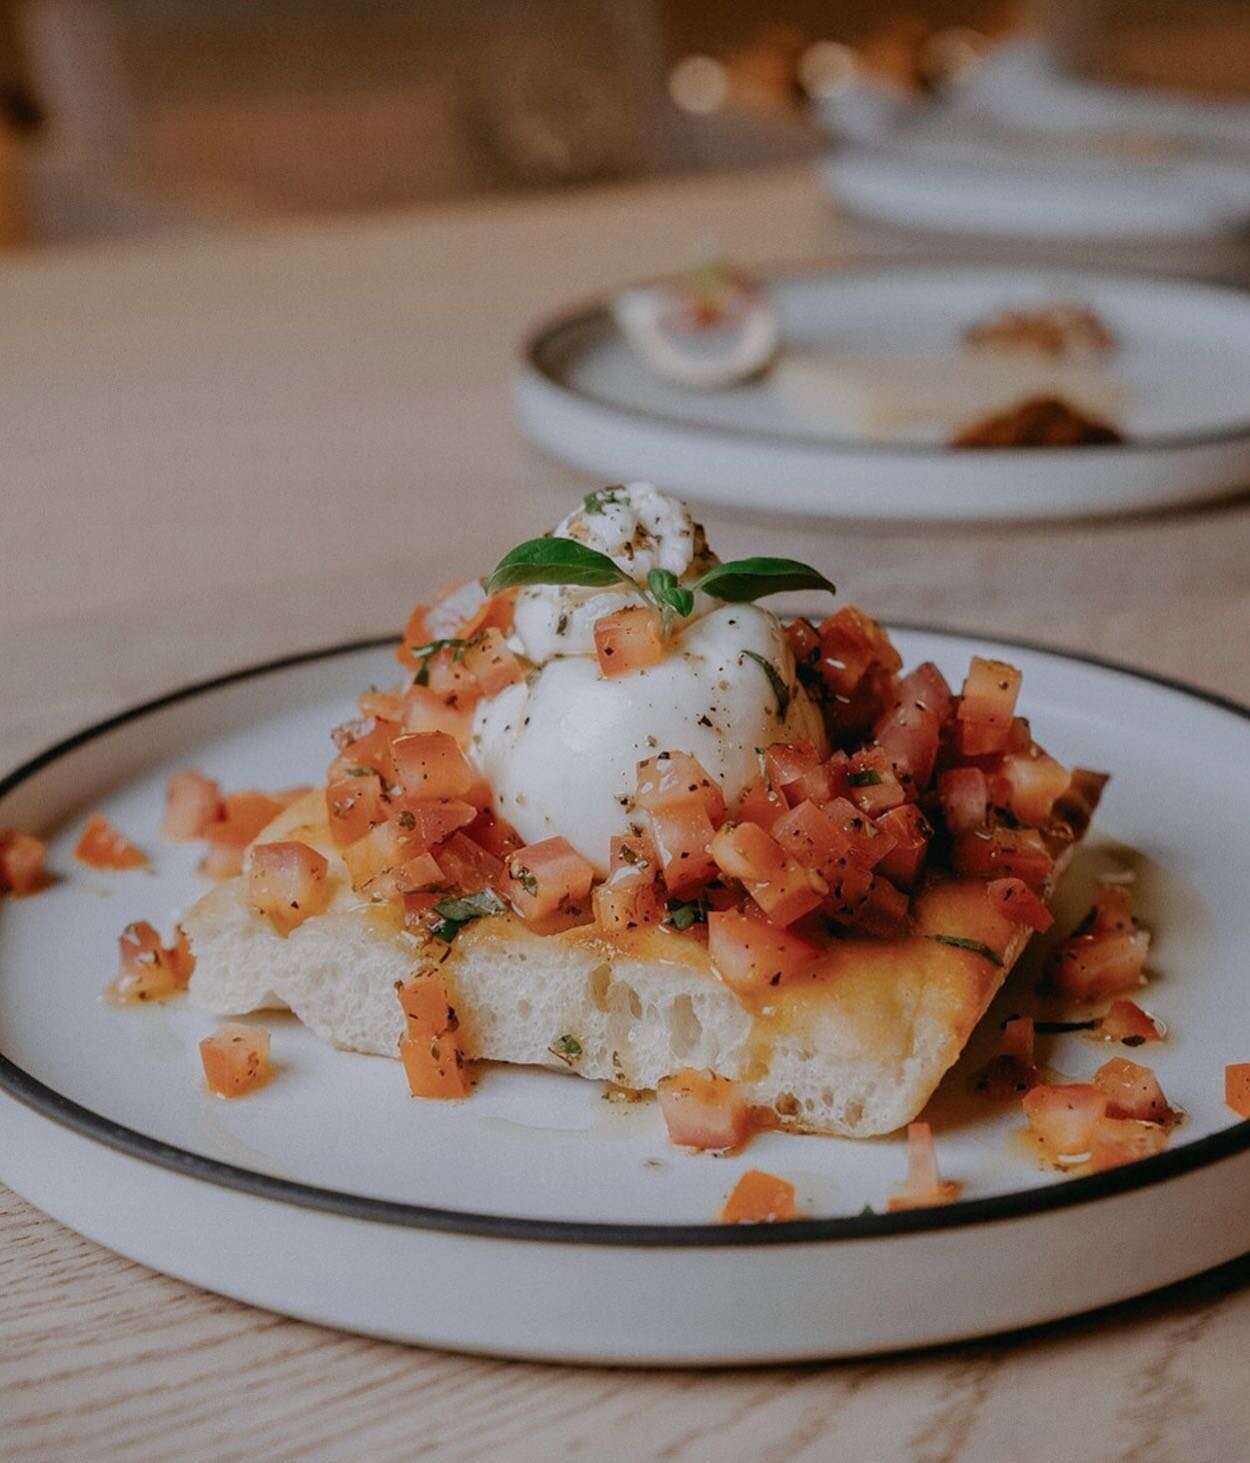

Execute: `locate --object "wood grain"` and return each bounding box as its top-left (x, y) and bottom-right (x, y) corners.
top-left (2, 162), bottom-right (1250, 1458)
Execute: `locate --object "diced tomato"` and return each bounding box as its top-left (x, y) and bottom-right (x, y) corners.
top-left (594, 605), bottom-right (665, 678)
top-left (391, 730), bottom-right (476, 802)
top-left (647, 800), bottom-right (717, 896)
top-left (874, 663), bottom-right (951, 790)
top-left (887, 1122), bottom-right (962, 1211)
top-left (400, 799), bottom-right (477, 846)
top-left (435, 830), bottom-right (505, 892)
top-left (419, 649), bottom-right (482, 712)
top-left (987, 877), bottom-right (1054, 931)
top-left (873, 804), bottom-right (931, 889)
top-left (1047, 884), bottom-right (1150, 1000)
top-left (843, 875), bottom-right (910, 938)
top-left (1225, 1064), bottom-right (1250, 1119)
top-left (709, 821), bottom-right (826, 926)
top-left (327, 718), bottom-right (400, 788)
top-left (341, 818), bottom-right (436, 900)
top-left (772, 799), bottom-right (854, 882)
top-left (815, 606), bottom-right (902, 697)
top-left (1088, 1117), bottom-right (1169, 1171)
top-left (0, 831), bottom-right (47, 895)
top-left (200, 791), bottom-right (286, 880)
top-left (248, 841), bottom-right (331, 934)
top-left (460, 808), bottom-right (522, 862)
top-left (997, 748), bottom-right (1071, 828)
top-left (200, 1023), bottom-right (271, 1098)
top-left (720, 1169), bottom-right (797, 1223)
top-left (396, 970), bottom-right (470, 1098)
top-left (401, 683), bottom-right (475, 745)
top-left (1094, 1057), bottom-right (1173, 1124)
top-left (735, 775), bottom-right (788, 833)
top-left (357, 688), bottom-right (406, 723)
top-left (938, 767), bottom-right (989, 834)
top-left (75, 813), bottom-right (148, 871)
top-left (951, 826), bottom-right (1054, 887)
top-left (1001, 1015), bottom-right (1035, 1064)
top-left (113, 921), bottom-right (181, 1002)
top-left (763, 742), bottom-right (834, 808)
top-left (1022, 1083), bottom-right (1107, 1156)
top-left (593, 860), bottom-right (665, 933)
top-left (657, 1068), bottom-right (750, 1151)
top-left (160, 771), bottom-right (222, 841)
top-left (1097, 999), bottom-right (1162, 1046)
top-left (955, 657), bottom-right (1022, 756)
top-left (460, 627), bottom-right (524, 696)
top-left (165, 925), bottom-right (196, 987)
top-left (707, 909), bottom-right (819, 995)
top-left (845, 746), bottom-right (906, 816)
top-left (636, 751), bottom-right (726, 825)
top-left (823, 797), bottom-right (898, 870)
top-left (324, 771), bottom-right (390, 847)
top-left (504, 836), bottom-right (595, 922)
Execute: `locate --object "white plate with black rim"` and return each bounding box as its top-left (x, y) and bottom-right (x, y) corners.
top-left (1, 627), bottom-right (1249, 1364)
top-left (513, 265), bottom-right (1250, 523)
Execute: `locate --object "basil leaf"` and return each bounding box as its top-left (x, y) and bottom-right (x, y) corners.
top-left (552, 1033), bottom-right (582, 1057)
top-left (926, 934), bottom-right (1004, 967)
top-left (430, 887), bottom-right (506, 942)
top-left (485, 538), bottom-right (634, 594)
top-left (741, 649), bottom-right (790, 718)
top-left (647, 567), bottom-right (695, 635)
top-left (664, 895), bottom-right (708, 931)
top-left (693, 557), bottom-right (835, 605)
top-left (409, 636), bottom-right (471, 687)
top-left (847, 769), bottom-right (883, 788)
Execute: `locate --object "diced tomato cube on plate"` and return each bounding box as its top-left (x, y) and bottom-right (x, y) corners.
top-left (657, 1068), bottom-right (749, 1151)
top-left (161, 770), bottom-right (222, 841)
top-left (1022, 1083), bottom-right (1107, 1156)
top-left (1094, 1057), bottom-right (1173, 1124)
top-left (720, 1169), bottom-right (797, 1223)
top-left (200, 1023), bottom-right (271, 1098)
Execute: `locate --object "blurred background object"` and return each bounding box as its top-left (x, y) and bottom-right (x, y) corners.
top-left (0, 0), bottom-right (1245, 246)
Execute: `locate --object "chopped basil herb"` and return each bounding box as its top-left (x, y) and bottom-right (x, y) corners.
top-left (847, 769), bottom-right (883, 788)
top-left (927, 934), bottom-right (1004, 967)
top-left (859, 1203), bottom-right (876, 1216)
top-left (430, 887), bottom-right (506, 943)
top-left (346, 766), bottom-right (374, 778)
top-left (741, 650), bottom-right (790, 717)
top-left (664, 895), bottom-right (708, 931)
top-left (396, 810), bottom-right (416, 831)
top-left (582, 487), bottom-right (624, 515)
top-left (552, 1033), bottom-right (583, 1057)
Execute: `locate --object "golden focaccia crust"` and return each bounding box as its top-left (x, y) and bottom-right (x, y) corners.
top-left (184, 782), bottom-right (1098, 1137)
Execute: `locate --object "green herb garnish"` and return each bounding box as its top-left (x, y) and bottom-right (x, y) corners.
top-left (430, 887), bottom-right (506, 943)
top-left (409, 636), bottom-right (474, 686)
top-left (583, 487), bottom-right (624, 515)
top-left (346, 766), bottom-right (375, 778)
top-left (511, 864), bottom-right (539, 897)
top-left (484, 532), bottom-right (835, 642)
top-left (664, 895), bottom-right (708, 931)
top-left (740, 650), bottom-right (790, 718)
top-left (552, 1033), bottom-right (583, 1058)
top-left (927, 934), bottom-right (1004, 967)
top-left (847, 769), bottom-right (883, 788)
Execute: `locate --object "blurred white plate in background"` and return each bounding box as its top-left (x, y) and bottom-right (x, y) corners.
top-left (514, 265), bottom-right (1250, 522)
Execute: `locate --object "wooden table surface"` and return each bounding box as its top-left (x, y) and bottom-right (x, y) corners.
top-left (3, 163), bottom-right (1250, 1460)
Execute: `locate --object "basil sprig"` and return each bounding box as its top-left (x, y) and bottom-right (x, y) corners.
top-left (485, 537), bottom-right (834, 636)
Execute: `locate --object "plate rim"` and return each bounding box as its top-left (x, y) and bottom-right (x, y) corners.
top-left (3, 627), bottom-right (1249, 1249)
top-left (518, 260), bottom-right (1250, 457)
